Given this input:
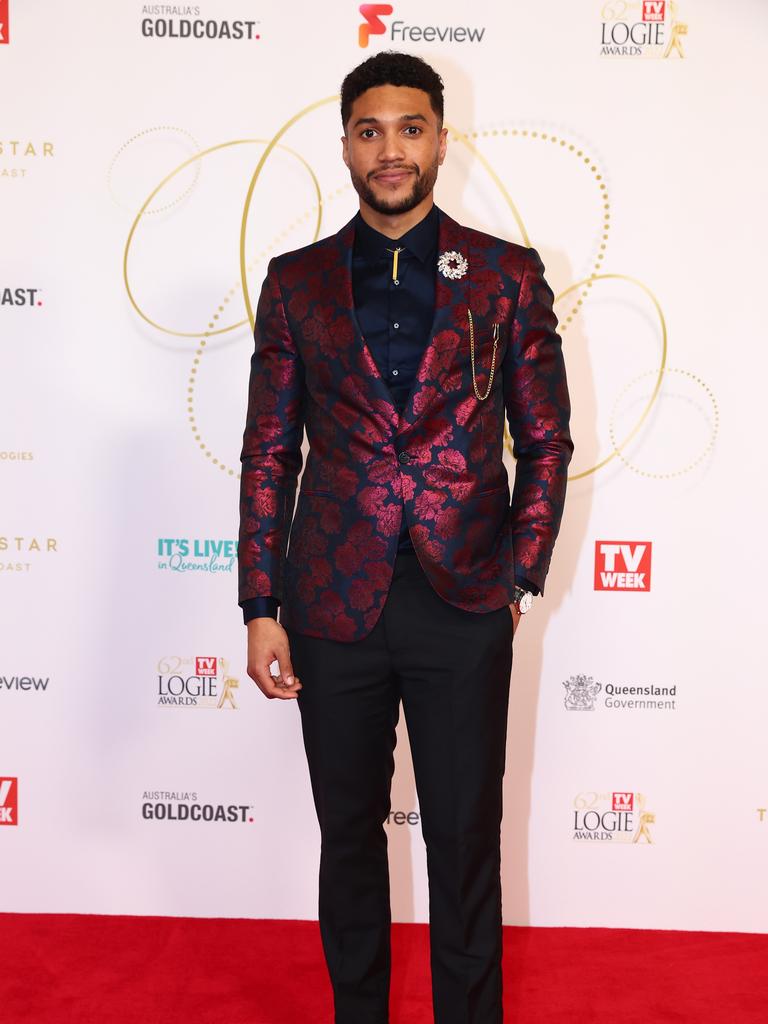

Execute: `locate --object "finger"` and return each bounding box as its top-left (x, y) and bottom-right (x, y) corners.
top-left (274, 646), bottom-right (296, 689)
top-left (252, 664), bottom-right (300, 700)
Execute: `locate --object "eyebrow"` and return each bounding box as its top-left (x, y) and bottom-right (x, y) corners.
top-left (352, 113), bottom-right (429, 129)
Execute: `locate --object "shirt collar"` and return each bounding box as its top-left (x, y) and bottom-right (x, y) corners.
top-left (353, 203), bottom-right (439, 264)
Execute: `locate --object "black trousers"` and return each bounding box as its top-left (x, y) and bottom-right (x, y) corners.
top-left (286, 550), bottom-right (514, 1024)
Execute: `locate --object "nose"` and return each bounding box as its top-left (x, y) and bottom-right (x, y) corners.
top-left (377, 127), bottom-right (406, 164)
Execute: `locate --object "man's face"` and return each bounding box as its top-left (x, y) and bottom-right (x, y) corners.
top-left (342, 84), bottom-right (447, 217)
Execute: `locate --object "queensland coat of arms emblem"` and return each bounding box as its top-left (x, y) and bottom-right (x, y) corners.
top-left (563, 674), bottom-right (602, 710)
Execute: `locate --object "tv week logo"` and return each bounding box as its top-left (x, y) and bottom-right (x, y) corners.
top-left (594, 541), bottom-right (652, 592)
top-left (642, 1), bottom-right (665, 21)
top-left (0, 0), bottom-right (9, 45)
top-left (359, 3), bottom-right (392, 47)
top-left (0, 777), bottom-right (18, 825)
top-left (613, 792), bottom-right (634, 812)
top-left (196, 657), bottom-right (217, 677)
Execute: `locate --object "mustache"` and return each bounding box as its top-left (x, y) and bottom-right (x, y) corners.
top-left (369, 164), bottom-right (420, 179)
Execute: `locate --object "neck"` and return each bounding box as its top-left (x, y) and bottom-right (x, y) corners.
top-left (358, 194), bottom-right (434, 239)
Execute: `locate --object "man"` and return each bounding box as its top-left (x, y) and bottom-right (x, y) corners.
top-left (239, 52), bottom-right (572, 1024)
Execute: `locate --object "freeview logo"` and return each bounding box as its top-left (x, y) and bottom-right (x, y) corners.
top-left (359, 3), bottom-right (392, 46)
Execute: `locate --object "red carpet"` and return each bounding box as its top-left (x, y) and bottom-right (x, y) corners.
top-left (1, 914), bottom-right (766, 1022)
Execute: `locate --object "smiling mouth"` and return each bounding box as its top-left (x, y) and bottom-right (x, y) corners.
top-left (373, 169), bottom-right (414, 184)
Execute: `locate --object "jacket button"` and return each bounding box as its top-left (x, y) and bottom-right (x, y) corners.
top-left (398, 451), bottom-right (412, 464)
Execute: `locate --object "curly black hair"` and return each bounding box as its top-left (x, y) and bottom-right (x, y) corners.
top-left (340, 51), bottom-right (444, 131)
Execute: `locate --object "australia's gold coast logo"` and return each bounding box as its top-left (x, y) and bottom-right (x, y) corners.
top-left (600, 1), bottom-right (687, 58)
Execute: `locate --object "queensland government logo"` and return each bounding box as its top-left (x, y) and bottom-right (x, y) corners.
top-left (599, 1), bottom-right (687, 58)
top-left (358, 4), bottom-right (485, 47)
top-left (573, 791), bottom-right (655, 843)
top-left (0, 777), bottom-right (18, 826)
top-left (157, 656), bottom-right (239, 709)
top-left (157, 537), bottom-right (236, 573)
top-left (141, 790), bottom-right (255, 823)
top-left (140, 5), bottom-right (261, 41)
top-left (563, 674), bottom-right (676, 711)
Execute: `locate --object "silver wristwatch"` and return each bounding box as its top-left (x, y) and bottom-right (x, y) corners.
top-left (512, 586), bottom-right (534, 615)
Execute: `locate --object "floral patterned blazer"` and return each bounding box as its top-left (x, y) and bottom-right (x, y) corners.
top-left (238, 207), bottom-right (573, 642)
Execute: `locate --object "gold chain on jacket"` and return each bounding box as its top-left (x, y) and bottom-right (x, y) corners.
top-left (468, 309), bottom-right (500, 401)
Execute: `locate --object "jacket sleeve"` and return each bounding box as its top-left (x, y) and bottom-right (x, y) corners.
top-left (238, 257), bottom-right (306, 608)
top-left (502, 246), bottom-right (573, 593)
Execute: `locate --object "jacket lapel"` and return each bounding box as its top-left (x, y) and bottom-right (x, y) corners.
top-left (397, 208), bottom-right (468, 435)
top-left (330, 216), bottom-right (401, 437)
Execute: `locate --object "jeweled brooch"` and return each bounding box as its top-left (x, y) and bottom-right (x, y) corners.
top-left (437, 250), bottom-right (468, 280)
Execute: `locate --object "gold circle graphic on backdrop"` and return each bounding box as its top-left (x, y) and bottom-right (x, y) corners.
top-left (108, 126), bottom-right (203, 216)
top-left (123, 139), bottom-right (323, 338)
top-left (121, 101), bottom-right (715, 481)
top-left (608, 367), bottom-right (719, 479)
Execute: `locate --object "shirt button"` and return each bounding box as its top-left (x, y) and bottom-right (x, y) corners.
top-left (398, 451), bottom-right (412, 464)
top-left (392, 369), bottom-right (399, 376)
top-left (393, 279), bottom-right (400, 286)
top-left (393, 322), bottom-right (400, 329)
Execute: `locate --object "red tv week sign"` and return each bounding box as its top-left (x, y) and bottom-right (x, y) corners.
top-left (613, 791), bottom-right (634, 812)
top-left (0, 0), bottom-right (9, 45)
top-left (0, 777), bottom-right (18, 825)
top-left (642, 1), bottom-right (665, 21)
top-left (594, 541), bottom-right (652, 592)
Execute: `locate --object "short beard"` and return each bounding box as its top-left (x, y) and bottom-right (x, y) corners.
top-left (350, 156), bottom-right (439, 216)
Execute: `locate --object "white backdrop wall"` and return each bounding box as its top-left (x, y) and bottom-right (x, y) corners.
top-left (2, 0), bottom-right (767, 932)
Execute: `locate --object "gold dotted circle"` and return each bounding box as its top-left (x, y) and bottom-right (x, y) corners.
top-left (458, 125), bottom-right (609, 329)
top-left (189, 187), bottom-right (352, 479)
top-left (107, 126), bottom-right (202, 215)
top-left (608, 368), bottom-right (719, 478)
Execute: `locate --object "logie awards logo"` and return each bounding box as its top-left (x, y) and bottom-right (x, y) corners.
top-left (156, 655), bottom-right (239, 709)
top-left (573, 791), bottom-right (655, 843)
top-left (599, 0), bottom-right (688, 58)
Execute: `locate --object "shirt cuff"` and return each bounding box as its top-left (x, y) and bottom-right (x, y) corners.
top-left (242, 596), bottom-right (280, 624)
top-left (516, 577), bottom-right (540, 597)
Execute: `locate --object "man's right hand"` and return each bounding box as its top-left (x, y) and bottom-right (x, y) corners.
top-left (246, 618), bottom-right (302, 700)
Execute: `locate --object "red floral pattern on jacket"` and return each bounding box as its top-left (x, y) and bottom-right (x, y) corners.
top-left (238, 208), bottom-right (573, 642)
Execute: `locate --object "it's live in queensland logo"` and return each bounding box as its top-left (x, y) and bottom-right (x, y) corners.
top-left (157, 656), bottom-right (239, 709)
top-left (599, 1), bottom-right (687, 59)
top-left (573, 791), bottom-right (655, 843)
top-left (358, 4), bottom-right (485, 47)
top-left (157, 537), bottom-right (237, 573)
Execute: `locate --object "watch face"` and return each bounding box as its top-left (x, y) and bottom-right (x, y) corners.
top-left (518, 591), bottom-right (533, 614)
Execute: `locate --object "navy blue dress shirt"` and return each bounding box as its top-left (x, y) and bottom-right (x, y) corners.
top-left (241, 205), bottom-right (536, 624)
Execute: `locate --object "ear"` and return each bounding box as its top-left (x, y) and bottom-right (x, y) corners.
top-left (341, 133), bottom-right (350, 169)
top-left (437, 125), bottom-right (448, 166)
